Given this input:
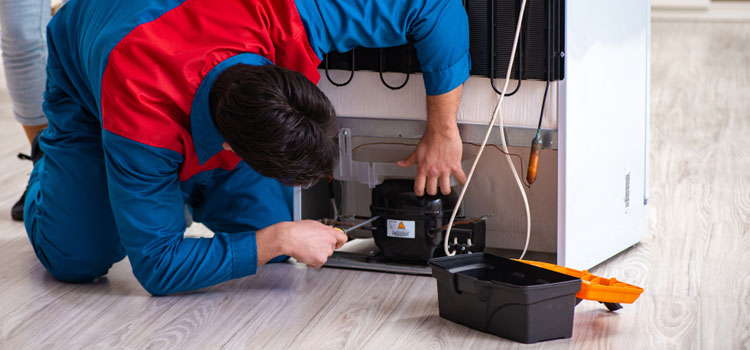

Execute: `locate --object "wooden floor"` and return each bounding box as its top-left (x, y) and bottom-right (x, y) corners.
top-left (1, 22), bottom-right (749, 349)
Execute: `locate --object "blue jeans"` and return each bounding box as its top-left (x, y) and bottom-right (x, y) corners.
top-left (0, 0), bottom-right (51, 126)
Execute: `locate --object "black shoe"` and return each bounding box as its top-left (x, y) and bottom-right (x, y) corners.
top-left (11, 188), bottom-right (26, 222)
top-left (11, 132), bottom-right (43, 222)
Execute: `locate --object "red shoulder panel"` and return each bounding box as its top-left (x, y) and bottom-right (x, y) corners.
top-left (100, 0), bottom-right (321, 181)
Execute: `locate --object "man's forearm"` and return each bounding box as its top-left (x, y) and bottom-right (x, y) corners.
top-left (398, 85), bottom-right (466, 195)
top-left (426, 85), bottom-right (463, 135)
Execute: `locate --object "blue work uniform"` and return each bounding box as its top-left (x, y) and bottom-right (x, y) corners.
top-left (25, 0), bottom-right (469, 295)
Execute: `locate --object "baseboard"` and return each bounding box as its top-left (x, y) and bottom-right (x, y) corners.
top-left (652, 2), bottom-right (750, 22)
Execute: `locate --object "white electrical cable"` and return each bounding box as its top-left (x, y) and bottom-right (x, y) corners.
top-left (444, 0), bottom-right (531, 260)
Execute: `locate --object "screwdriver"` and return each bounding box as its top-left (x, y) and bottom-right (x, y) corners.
top-left (334, 216), bottom-right (380, 234)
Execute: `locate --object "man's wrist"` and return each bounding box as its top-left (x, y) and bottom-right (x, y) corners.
top-left (273, 222), bottom-right (292, 257)
top-left (257, 222), bottom-right (289, 265)
top-left (426, 121), bottom-right (459, 138)
top-left (425, 85), bottom-right (462, 138)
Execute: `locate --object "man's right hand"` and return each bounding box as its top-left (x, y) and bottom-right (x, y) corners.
top-left (257, 220), bottom-right (347, 268)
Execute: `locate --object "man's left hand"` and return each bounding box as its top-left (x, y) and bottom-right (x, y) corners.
top-left (398, 126), bottom-right (466, 196)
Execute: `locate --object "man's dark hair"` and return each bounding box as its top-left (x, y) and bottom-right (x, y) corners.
top-left (210, 64), bottom-right (338, 187)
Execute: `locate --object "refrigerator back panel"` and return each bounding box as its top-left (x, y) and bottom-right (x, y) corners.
top-left (320, 0), bottom-right (565, 83)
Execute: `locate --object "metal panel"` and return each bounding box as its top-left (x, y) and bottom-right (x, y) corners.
top-left (558, 0), bottom-right (649, 269)
top-left (336, 116), bottom-right (558, 150)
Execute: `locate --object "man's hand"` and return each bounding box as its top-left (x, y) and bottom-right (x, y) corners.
top-left (257, 220), bottom-right (347, 268)
top-left (398, 127), bottom-right (466, 196)
top-left (397, 86), bottom-right (467, 196)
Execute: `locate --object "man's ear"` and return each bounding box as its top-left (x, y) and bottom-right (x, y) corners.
top-left (222, 142), bottom-right (233, 152)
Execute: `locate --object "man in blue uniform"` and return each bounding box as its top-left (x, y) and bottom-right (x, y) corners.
top-left (25, 0), bottom-right (470, 295)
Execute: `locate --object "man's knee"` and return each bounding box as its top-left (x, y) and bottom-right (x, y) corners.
top-left (26, 215), bottom-right (125, 283)
top-left (38, 247), bottom-right (125, 283)
top-left (46, 262), bottom-right (110, 283)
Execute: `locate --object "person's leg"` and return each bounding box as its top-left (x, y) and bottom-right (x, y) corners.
top-left (1, 0), bottom-right (52, 220)
top-left (21, 124), bottom-right (47, 143)
top-left (0, 0), bottom-right (51, 141)
top-left (24, 60), bottom-right (125, 283)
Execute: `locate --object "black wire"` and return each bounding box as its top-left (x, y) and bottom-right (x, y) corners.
top-left (535, 0), bottom-right (553, 131)
top-left (537, 81), bottom-right (550, 130)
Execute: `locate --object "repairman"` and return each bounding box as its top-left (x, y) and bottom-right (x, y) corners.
top-left (24, 0), bottom-right (470, 295)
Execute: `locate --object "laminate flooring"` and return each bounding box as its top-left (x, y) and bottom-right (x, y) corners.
top-left (0, 21), bottom-right (748, 349)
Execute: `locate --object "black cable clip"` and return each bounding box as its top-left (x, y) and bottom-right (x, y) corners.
top-left (488, 0), bottom-right (524, 96)
top-left (324, 50), bottom-right (355, 87)
top-left (378, 44), bottom-right (412, 90)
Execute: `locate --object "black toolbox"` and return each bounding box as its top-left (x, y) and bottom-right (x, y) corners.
top-left (428, 253), bottom-right (581, 344)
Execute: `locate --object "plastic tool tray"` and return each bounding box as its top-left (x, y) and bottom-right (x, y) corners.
top-left (429, 253), bottom-right (581, 344)
top-left (516, 259), bottom-right (644, 311)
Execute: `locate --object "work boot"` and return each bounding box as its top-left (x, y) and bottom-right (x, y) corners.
top-left (11, 133), bottom-right (43, 222)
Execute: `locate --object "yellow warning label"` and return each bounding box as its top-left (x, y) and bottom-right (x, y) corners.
top-left (397, 222), bottom-right (406, 230)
